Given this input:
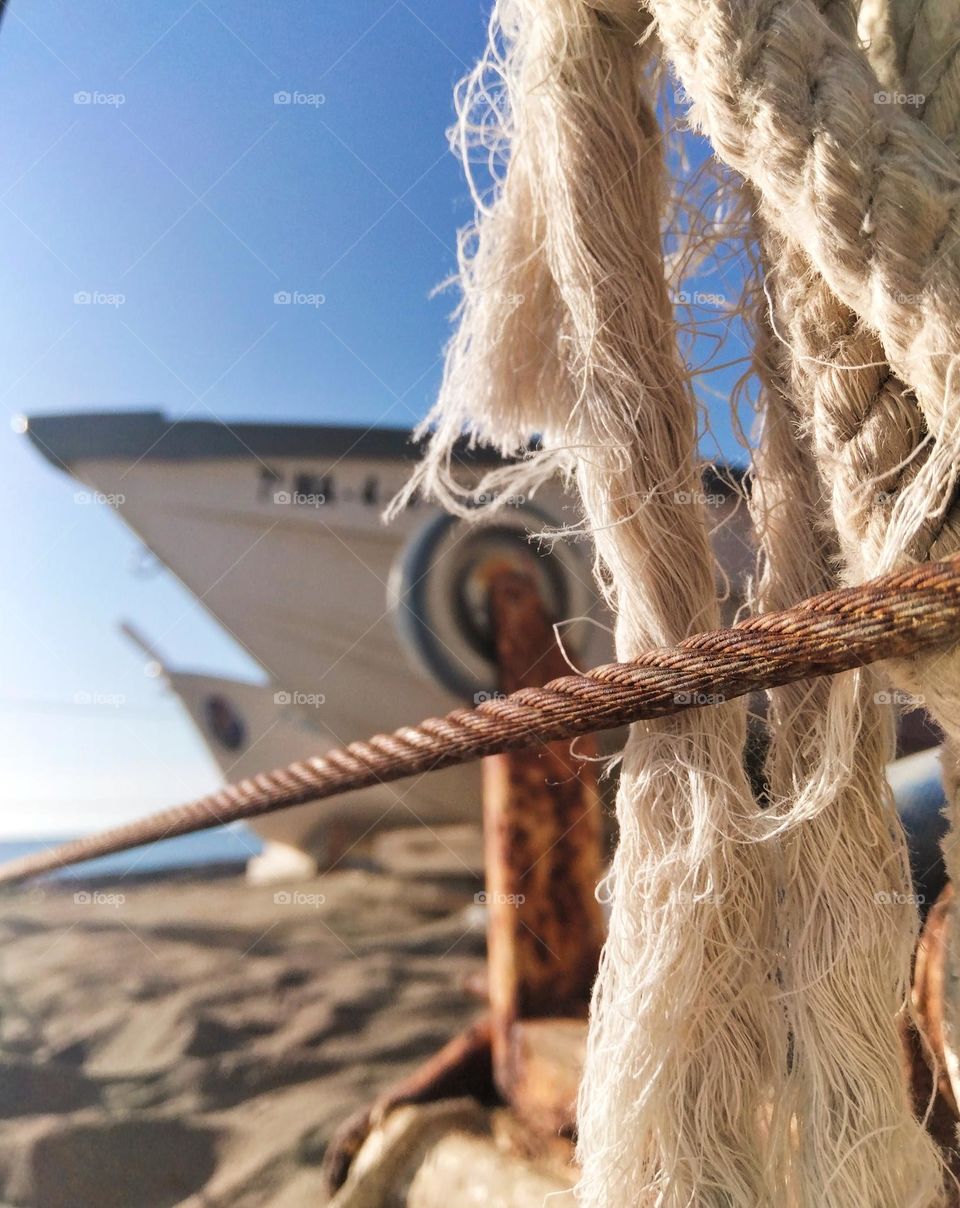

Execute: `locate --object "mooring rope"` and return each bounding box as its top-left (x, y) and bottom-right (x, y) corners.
top-left (1, 556), bottom-right (959, 887)
top-left (642, 12), bottom-right (960, 1196)
top-left (649, 0), bottom-right (960, 440)
top-left (740, 9), bottom-right (960, 1198)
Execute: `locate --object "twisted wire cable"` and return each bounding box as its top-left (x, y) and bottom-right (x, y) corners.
top-left (2, 556), bottom-right (960, 886)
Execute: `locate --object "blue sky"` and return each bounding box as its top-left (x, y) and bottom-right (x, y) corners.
top-left (0, 1), bottom-right (752, 835)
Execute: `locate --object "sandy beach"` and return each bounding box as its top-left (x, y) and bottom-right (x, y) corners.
top-left (0, 826), bottom-right (488, 1207)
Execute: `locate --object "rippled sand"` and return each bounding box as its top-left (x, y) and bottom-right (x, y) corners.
top-left (0, 826), bottom-right (486, 1207)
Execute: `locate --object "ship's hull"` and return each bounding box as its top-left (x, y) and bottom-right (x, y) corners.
top-left (154, 665), bottom-right (478, 882)
top-left (26, 411), bottom-right (754, 878)
top-left (25, 414), bottom-right (619, 873)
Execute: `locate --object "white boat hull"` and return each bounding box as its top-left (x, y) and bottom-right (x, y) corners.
top-left (26, 411), bottom-right (754, 877)
top-left (149, 664), bottom-right (477, 882)
top-left (26, 415), bottom-right (616, 871)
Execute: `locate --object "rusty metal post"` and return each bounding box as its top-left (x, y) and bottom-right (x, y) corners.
top-left (482, 567), bottom-right (606, 1102)
top-left (323, 569), bottom-right (607, 1187)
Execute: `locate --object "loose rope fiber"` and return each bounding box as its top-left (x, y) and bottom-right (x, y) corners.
top-left (1, 558), bottom-right (960, 888)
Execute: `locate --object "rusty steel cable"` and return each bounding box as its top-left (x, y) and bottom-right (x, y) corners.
top-left (3, 556), bottom-right (960, 886)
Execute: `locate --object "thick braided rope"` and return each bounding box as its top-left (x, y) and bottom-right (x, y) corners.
top-left (749, 216), bottom-right (943, 1203)
top-left (860, 0), bottom-right (960, 146)
top-left (649, 0), bottom-right (960, 440)
top-left (763, 228), bottom-right (955, 579)
top-left (656, 0), bottom-right (960, 636)
top-left (901, 1), bottom-right (960, 145)
top-left (651, 12), bottom-right (960, 1146)
top-left (757, 0), bottom-right (960, 588)
top-left (707, 8), bottom-right (960, 1193)
top-left (756, 16), bottom-right (960, 1177)
top-left (1, 558), bottom-right (959, 888)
